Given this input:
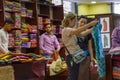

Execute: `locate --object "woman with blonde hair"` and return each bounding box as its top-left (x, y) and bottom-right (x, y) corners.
top-left (62, 12), bottom-right (98, 80)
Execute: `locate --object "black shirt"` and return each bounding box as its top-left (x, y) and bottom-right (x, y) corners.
top-left (77, 34), bottom-right (92, 50)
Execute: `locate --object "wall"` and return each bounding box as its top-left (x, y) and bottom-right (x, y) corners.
top-left (78, 3), bottom-right (111, 16)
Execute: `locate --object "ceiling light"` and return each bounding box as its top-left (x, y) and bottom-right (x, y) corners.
top-left (91, 1), bottom-right (96, 4)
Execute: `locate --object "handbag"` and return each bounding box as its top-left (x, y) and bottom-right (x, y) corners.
top-left (71, 49), bottom-right (86, 64)
top-left (65, 47), bottom-right (86, 64)
top-left (64, 36), bottom-right (87, 64)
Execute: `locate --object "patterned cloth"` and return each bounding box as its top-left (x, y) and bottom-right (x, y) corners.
top-left (92, 23), bottom-right (106, 78)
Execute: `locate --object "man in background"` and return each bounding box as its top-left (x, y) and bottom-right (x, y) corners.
top-left (0, 19), bottom-right (14, 54)
top-left (40, 24), bottom-right (60, 58)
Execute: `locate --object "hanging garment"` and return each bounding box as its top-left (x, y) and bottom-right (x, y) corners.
top-left (92, 23), bottom-right (106, 78)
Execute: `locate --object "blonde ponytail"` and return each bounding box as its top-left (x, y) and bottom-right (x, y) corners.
top-left (62, 12), bottom-right (76, 27)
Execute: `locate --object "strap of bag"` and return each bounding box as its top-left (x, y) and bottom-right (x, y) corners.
top-left (64, 44), bottom-right (71, 55)
top-left (63, 36), bottom-right (81, 56)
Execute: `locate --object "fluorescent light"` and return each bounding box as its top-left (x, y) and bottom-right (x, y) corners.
top-left (91, 1), bottom-right (96, 4)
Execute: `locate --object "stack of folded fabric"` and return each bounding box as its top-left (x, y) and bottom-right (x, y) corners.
top-left (112, 55), bottom-right (120, 79)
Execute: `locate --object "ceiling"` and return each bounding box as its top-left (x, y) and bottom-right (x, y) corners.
top-left (64, 0), bottom-right (120, 4)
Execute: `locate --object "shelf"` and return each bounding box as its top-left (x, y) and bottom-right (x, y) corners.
top-left (38, 14), bottom-right (50, 18)
top-left (11, 27), bottom-right (21, 30)
top-left (51, 19), bottom-right (62, 22)
top-left (21, 47), bottom-right (36, 49)
top-left (37, 3), bottom-right (50, 6)
top-left (5, 10), bottom-right (21, 13)
top-left (52, 5), bottom-right (63, 8)
top-left (21, 16), bottom-right (34, 19)
top-left (51, 19), bottom-right (62, 25)
top-left (21, 0), bottom-right (35, 3)
top-left (28, 32), bottom-right (37, 34)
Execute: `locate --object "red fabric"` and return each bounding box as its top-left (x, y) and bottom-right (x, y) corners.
top-left (112, 55), bottom-right (120, 61)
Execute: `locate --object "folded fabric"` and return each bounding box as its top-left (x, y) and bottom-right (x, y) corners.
top-left (108, 47), bottom-right (120, 55)
top-left (112, 55), bottom-right (120, 61)
top-left (113, 61), bottom-right (120, 67)
top-left (49, 57), bottom-right (67, 76)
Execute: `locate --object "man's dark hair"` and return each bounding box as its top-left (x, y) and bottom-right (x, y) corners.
top-left (44, 23), bottom-right (52, 28)
top-left (78, 15), bottom-right (88, 21)
top-left (4, 18), bottom-right (14, 24)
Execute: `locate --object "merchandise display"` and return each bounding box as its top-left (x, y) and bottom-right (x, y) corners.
top-left (0, 53), bottom-right (43, 64)
top-left (0, 0), bottom-right (64, 80)
top-left (1, 0), bottom-right (38, 53)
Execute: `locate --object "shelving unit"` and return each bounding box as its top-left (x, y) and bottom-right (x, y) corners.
top-left (37, 1), bottom-right (64, 48)
top-left (0, 0), bottom-right (64, 54)
top-left (0, 0), bottom-right (38, 54)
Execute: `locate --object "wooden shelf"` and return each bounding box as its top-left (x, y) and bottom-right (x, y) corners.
top-left (51, 19), bottom-right (62, 25)
top-left (11, 27), bottom-right (21, 30)
top-left (37, 3), bottom-right (50, 6)
top-left (0, 0), bottom-right (63, 55)
top-left (21, 47), bottom-right (36, 49)
top-left (38, 14), bottom-right (50, 18)
top-left (5, 10), bottom-right (21, 13)
top-left (21, 0), bottom-right (35, 3)
top-left (21, 16), bottom-right (34, 19)
top-left (51, 19), bottom-right (62, 22)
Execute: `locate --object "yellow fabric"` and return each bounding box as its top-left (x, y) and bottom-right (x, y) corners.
top-left (49, 57), bottom-right (67, 76)
top-left (0, 65), bottom-right (14, 80)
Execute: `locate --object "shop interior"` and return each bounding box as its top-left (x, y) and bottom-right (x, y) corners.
top-left (0, 0), bottom-right (120, 80)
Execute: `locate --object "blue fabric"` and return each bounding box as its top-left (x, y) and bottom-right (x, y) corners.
top-left (84, 50), bottom-right (89, 56)
top-left (92, 23), bottom-right (106, 78)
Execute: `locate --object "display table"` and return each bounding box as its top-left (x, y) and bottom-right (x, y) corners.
top-left (0, 59), bottom-right (46, 80)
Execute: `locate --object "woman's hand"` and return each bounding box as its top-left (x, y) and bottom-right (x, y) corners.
top-left (90, 58), bottom-right (97, 70)
top-left (89, 19), bottom-right (98, 27)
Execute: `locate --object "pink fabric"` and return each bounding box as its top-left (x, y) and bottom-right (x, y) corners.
top-left (109, 47), bottom-right (120, 54)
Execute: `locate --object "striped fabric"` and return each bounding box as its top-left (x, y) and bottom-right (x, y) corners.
top-left (113, 56), bottom-right (120, 79)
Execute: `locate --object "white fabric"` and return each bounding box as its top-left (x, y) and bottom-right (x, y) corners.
top-left (62, 27), bottom-right (80, 55)
top-left (0, 29), bottom-right (9, 53)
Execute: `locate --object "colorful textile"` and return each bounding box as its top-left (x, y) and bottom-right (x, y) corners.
top-left (92, 23), bottom-right (106, 78)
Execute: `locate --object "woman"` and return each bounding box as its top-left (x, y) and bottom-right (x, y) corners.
top-left (77, 15), bottom-right (96, 80)
top-left (62, 12), bottom-right (98, 80)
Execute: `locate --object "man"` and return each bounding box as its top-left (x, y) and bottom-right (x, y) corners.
top-left (0, 19), bottom-right (14, 54)
top-left (40, 24), bottom-right (60, 58)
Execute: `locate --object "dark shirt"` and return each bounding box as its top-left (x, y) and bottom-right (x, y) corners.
top-left (77, 34), bottom-right (92, 50)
